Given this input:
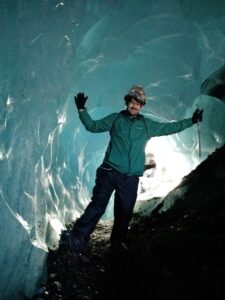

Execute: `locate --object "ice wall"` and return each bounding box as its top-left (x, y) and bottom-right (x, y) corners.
top-left (0, 0), bottom-right (225, 298)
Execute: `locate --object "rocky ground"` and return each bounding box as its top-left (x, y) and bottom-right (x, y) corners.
top-left (31, 144), bottom-right (225, 300)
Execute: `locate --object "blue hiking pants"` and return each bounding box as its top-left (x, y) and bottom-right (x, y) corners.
top-left (72, 162), bottom-right (139, 243)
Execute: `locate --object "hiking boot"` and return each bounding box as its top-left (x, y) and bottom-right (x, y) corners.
top-left (60, 230), bottom-right (70, 248)
top-left (60, 230), bottom-right (86, 255)
top-left (68, 231), bottom-right (85, 255)
top-left (110, 241), bottom-right (129, 252)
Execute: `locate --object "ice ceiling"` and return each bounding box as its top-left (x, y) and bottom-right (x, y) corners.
top-left (0, 0), bottom-right (225, 298)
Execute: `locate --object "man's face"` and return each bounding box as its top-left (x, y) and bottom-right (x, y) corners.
top-left (127, 98), bottom-right (143, 116)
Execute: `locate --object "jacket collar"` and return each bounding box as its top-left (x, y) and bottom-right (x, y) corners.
top-left (121, 109), bottom-right (143, 120)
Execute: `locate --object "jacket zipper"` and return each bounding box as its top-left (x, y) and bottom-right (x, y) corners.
top-left (128, 119), bottom-right (134, 174)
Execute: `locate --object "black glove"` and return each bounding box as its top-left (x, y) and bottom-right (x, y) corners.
top-left (74, 92), bottom-right (88, 110)
top-left (192, 108), bottom-right (203, 124)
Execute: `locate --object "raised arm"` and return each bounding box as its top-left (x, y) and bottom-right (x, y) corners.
top-left (74, 92), bottom-right (118, 133)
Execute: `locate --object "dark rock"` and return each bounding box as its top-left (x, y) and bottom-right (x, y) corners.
top-left (30, 144), bottom-right (225, 300)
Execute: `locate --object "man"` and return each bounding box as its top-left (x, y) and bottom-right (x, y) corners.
top-left (65, 84), bottom-right (203, 254)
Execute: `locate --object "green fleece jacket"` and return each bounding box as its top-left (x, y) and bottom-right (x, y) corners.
top-left (79, 109), bottom-right (193, 176)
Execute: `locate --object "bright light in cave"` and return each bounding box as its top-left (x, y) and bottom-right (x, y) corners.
top-left (137, 136), bottom-right (198, 201)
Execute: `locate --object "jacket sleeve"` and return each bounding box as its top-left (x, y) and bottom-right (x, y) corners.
top-left (146, 117), bottom-right (194, 137)
top-left (78, 109), bottom-right (118, 133)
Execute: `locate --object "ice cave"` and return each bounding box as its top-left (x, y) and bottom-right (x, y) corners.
top-left (0, 0), bottom-right (225, 299)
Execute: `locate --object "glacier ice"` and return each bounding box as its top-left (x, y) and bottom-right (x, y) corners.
top-left (201, 63), bottom-right (225, 101)
top-left (0, 0), bottom-right (225, 298)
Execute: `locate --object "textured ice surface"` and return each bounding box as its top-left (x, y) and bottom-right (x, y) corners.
top-left (0, 0), bottom-right (225, 298)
